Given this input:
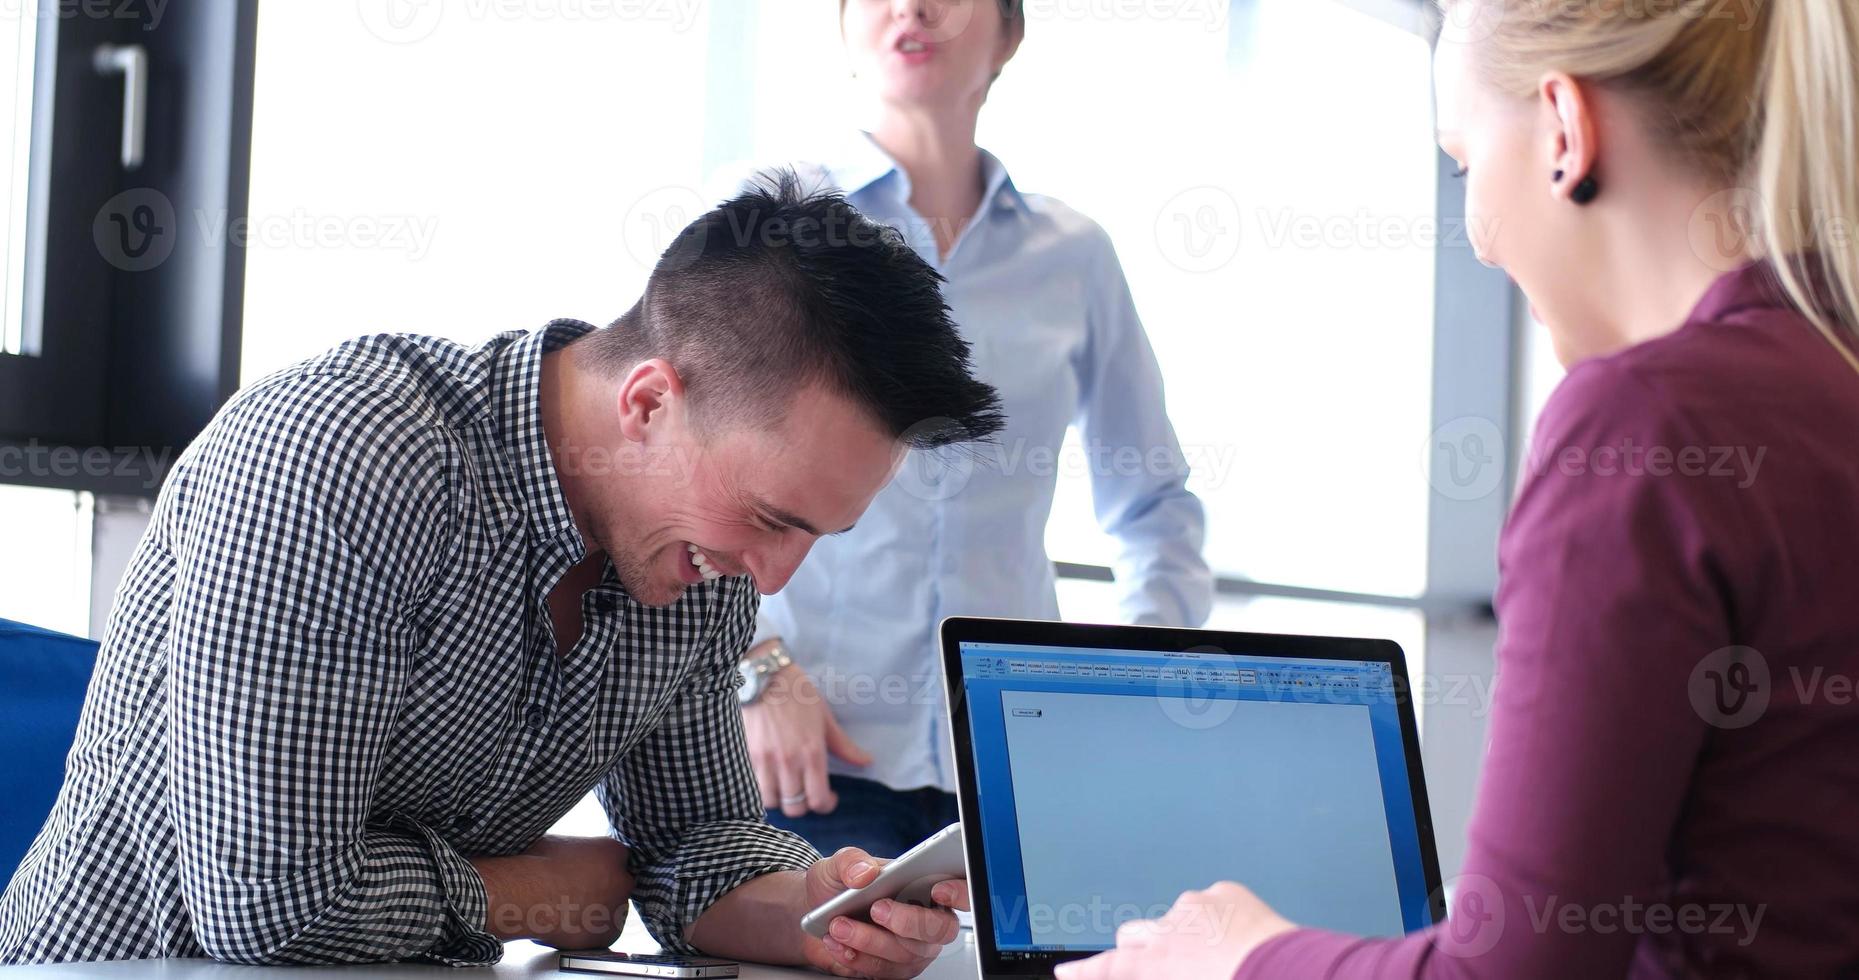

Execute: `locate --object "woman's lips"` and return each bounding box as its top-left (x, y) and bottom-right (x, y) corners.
top-left (894, 34), bottom-right (933, 64)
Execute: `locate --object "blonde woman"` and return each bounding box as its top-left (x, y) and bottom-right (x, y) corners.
top-left (1059, 0), bottom-right (1859, 977)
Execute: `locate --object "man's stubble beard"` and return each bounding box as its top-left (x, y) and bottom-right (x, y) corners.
top-left (592, 500), bottom-right (686, 609)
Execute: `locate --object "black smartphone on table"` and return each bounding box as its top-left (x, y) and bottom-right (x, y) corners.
top-left (558, 950), bottom-right (741, 978)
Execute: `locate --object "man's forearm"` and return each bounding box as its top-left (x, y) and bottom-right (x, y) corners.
top-left (686, 869), bottom-right (811, 965)
top-left (471, 836), bottom-right (633, 948)
top-left (692, 854), bottom-right (967, 978)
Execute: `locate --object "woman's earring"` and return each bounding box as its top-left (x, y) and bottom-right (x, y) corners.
top-left (1571, 175), bottom-right (1599, 205)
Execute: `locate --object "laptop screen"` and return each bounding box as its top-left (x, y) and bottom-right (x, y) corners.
top-left (957, 640), bottom-right (1435, 956)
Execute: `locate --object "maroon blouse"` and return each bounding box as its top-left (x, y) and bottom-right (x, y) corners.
top-left (1240, 262), bottom-right (1859, 978)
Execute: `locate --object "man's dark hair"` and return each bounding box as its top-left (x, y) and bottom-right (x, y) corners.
top-left (582, 169), bottom-right (1005, 449)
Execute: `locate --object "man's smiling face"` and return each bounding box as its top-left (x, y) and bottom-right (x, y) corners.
top-left (546, 171), bottom-right (1005, 607)
top-left (585, 372), bottom-right (905, 607)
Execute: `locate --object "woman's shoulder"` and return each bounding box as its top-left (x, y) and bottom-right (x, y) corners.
top-left (1564, 301), bottom-right (1857, 425)
top-left (1533, 301), bottom-right (1859, 498)
top-left (1003, 188), bottom-right (1130, 275)
top-left (1011, 188), bottom-right (1108, 239)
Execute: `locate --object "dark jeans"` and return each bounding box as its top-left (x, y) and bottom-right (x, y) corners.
top-left (766, 775), bottom-right (958, 859)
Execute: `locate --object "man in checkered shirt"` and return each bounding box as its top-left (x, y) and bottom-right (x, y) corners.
top-left (0, 173), bottom-right (1004, 977)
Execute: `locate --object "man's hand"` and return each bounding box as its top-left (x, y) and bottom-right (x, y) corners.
top-left (1052, 882), bottom-right (1295, 980)
top-left (803, 847), bottom-right (970, 979)
top-left (471, 835), bottom-right (635, 950)
top-left (743, 653), bottom-right (873, 817)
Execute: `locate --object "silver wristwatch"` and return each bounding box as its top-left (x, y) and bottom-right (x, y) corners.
top-left (738, 642), bottom-right (794, 706)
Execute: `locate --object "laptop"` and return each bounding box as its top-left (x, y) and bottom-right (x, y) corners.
top-left (940, 617), bottom-right (1445, 978)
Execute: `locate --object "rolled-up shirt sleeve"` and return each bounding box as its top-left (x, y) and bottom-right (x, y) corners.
top-left (163, 372), bottom-right (499, 965)
top-left (599, 576), bottom-right (822, 952)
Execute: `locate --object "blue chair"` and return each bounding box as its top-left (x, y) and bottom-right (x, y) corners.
top-left (0, 618), bottom-right (98, 886)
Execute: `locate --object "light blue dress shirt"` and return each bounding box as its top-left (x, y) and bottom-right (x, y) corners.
top-left (753, 134), bottom-right (1213, 793)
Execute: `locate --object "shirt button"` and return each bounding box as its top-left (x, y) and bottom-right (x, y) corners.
top-left (454, 814), bottom-right (477, 833)
top-left (524, 705), bottom-right (546, 730)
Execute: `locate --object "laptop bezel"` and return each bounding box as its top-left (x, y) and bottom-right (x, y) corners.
top-left (939, 615), bottom-right (1446, 978)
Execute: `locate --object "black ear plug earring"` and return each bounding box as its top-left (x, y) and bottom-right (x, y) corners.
top-left (1554, 169), bottom-right (1600, 204)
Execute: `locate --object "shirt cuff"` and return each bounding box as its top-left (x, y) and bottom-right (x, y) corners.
top-left (384, 813), bottom-right (504, 966)
top-left (631, 820), bottom-right (822, 954)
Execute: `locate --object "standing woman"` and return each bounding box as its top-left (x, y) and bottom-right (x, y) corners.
top-left (738, 0), bottom-right (1213, 859)
top-left (1060, 0), bottom-right (1859, 977)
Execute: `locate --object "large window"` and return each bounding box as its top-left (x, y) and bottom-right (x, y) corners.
top-left (239, 2), bottom-right (1452, 653)
top-left (728, 0), bottom-right (1447, 694)
top-left (241, 3), bottom-right (714, 381)
top-left (1017, 1), bottom-right (1438, 601)
top-left (11, 3), bottom-right (1478, 638)
top-left (230, 1), bottom-right (1468, 848)
top-left (736, 0), bottom-right (1439, 601)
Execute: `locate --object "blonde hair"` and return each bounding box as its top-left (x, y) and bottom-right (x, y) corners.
top-left (1448, 0), bottom-right (1859, 374)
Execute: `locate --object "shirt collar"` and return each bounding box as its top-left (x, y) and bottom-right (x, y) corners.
top-left (830, 130), bottom-right (1028, 216)
top-left (1688, 258), bottom-right (1832, 324)
top-left (493, 318), bottom-right (597, 549)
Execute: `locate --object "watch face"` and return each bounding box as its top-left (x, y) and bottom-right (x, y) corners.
top-left (737, 661), bottom-right (760, 704)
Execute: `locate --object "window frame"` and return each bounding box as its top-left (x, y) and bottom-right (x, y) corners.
top-left (0, 0), bottom-right (257, 497)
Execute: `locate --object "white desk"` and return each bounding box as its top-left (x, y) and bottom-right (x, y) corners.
top-left (0, 913), bottom-right (984, 980)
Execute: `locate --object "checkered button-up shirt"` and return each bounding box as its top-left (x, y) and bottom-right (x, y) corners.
top-left (0, 321), bottom-right (820, 966)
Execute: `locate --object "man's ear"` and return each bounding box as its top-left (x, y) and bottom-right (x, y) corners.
top-left (614, 358), bottom-right (685, 444)
top-left (1539, 71), bottom-right (1598, 201)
